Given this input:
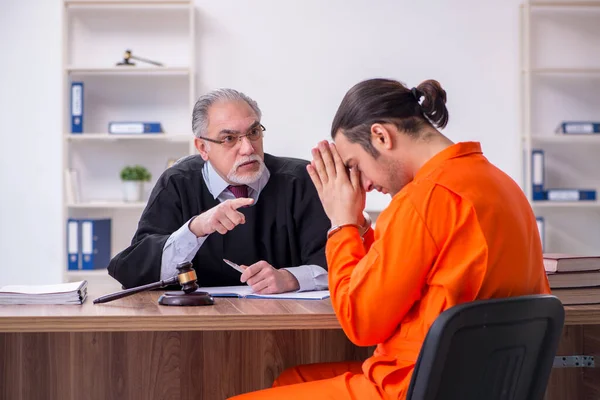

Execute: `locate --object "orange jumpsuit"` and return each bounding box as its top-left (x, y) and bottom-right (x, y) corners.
top-left (230, 142), bottom-right (551, 400)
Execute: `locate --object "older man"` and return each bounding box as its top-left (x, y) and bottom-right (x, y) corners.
top-left (108, 89), bottom-right (338, 294)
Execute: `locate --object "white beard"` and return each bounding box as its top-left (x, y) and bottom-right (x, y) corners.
top-left (227, 154), bottom-right (266, 184)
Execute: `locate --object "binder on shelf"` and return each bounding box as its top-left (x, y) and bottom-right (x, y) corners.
top-left (556, 121), bottom-right (600, 135)
top-left (67, 219), bottom-right (80, 270)
top-left (531, 149), bottom-right (545, 201)
top-left (71, 82), bottom-right (83, 133)
top-left (536, 217), bottom-right (545, 252)
top-left (80, 219), bottom-right (112, 270)
top-left (108, 122), bottom-right (163, 135)
top-left (546, 189), bottom-right (597, 202)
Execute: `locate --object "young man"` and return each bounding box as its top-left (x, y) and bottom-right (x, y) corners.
top-left (108, 89), bottom-right (332, 294)
top-left (231, 78), bottom-right (550, 399)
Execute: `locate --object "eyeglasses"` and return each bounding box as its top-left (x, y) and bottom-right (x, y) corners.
top-left (199, 124), bottom-right (266, 148)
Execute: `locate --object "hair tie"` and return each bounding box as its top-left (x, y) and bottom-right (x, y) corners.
top-left (411, 87), bottom-right (422, 103)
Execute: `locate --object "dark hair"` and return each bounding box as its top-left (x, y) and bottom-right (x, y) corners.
top-left (331, 78), bottom-right (449, 157)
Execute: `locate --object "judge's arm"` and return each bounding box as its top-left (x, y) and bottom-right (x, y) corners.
top-left (107, 175), bottom-right (187, 289)
top-left (161, 196), bottom-right (253, 280)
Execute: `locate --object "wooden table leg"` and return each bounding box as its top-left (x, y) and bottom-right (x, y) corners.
top-left (544, 325), bottom-right (584, 400)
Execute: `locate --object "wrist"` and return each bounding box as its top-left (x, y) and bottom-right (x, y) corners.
top-left (281, 269), bottom-right (300, 291)
top-left (189, 216), bottom-right (207, 237)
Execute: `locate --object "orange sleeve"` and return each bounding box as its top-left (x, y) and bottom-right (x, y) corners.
top-left (326, 197), bottom-right (438, 346)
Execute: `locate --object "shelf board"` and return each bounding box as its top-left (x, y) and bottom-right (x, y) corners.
top-left (529, 1), bottom-right (600, 7)
top-left (68, 201), bottom-right (147, 209)
top-left (529, 135), bottom-right (600, 143)
top-left (65, 133), bottom-right (191, 142)
top-left (532, 201), bottom-right (600, 208)
top-left (66, 66), bottom-right (190, 76)
top-left (65, 0), bottom-right (191, 9)
top-left (66, 269), bottom-right (109, 277)
top-left (524, 68), bottom-right (600, 75)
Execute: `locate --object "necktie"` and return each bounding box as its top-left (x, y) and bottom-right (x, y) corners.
top-left (228, 185), bottom-right (249, 199)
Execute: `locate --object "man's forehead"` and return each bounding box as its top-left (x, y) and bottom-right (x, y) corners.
top-left (211, 116), bottom-right (257, 132)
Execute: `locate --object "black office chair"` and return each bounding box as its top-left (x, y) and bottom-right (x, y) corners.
top-left (406, 294), bottom-right (565, 400)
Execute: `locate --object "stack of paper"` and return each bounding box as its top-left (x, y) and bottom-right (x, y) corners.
top-left (0, 280), bottom-right (88, 305)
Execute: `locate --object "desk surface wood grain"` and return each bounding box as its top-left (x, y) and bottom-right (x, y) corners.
top-left (0, 282), bottom-right (342, 333)
top-left (1, 281), bottom-right (600, 333)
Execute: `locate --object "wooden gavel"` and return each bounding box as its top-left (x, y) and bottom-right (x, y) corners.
top-left (93, 262), bottom-right (214, 306)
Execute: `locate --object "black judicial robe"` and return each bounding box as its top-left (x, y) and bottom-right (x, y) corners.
top-left (107, 153), bottom-right (330, 289)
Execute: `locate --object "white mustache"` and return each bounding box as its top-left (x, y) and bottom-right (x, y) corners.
top-left (233, 155), bottom-right (262, 170)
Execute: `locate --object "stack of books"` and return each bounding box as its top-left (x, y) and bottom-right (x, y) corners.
top-left (0, 281), bottom-right (87, 305)
top-left (545, 254), bottom-right (600, 305)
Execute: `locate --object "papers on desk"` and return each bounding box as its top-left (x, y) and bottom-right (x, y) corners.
top-left (198, 286), bottom-right (330, 300)
top-left (0, 280), bottom-right (88, 305)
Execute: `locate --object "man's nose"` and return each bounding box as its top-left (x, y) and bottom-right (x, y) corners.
top-left (362, 176), bottom-right (374, 192)
top-left (238, 136), bottom-right (255, 155)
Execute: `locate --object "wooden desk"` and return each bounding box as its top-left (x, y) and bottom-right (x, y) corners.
top-left (0, 283), bottom-right (370, 400)
top-left (545, 305), bottom-right (600, 400)
top-left (1, 285), bottom-right (599, 400)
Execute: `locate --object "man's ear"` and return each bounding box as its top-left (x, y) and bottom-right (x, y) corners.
top-left (194, 138), bottom-right (210, 161)
top-left (370, 123), bottom-right (394, 151)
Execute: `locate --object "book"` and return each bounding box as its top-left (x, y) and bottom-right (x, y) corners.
top-left (547, 270), bottom-right (600, 288)
top-left (198, 285), bottom-right (330, 300)
top-left (552, 287), bottom-right (600, 305)
top-left (544, 254), bottom-right (600, 274)
top-left (0, 281), bottom-right (87, 305)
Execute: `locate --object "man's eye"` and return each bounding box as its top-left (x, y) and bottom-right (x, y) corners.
top-left (248, 129), bottom-right (260, 139)
top-left (223, 135), bottom-right (236, 143)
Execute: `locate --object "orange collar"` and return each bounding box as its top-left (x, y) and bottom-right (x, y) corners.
top-left (415, 141), bottom-right (482, 181)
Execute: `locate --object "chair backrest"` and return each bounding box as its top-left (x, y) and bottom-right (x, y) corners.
top-left (406, 294), bottom-right (565, 400)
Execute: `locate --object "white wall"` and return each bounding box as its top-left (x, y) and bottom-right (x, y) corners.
top-left (196, 0), bottom-right (524, 209)
top-left (0, 0), bottom-right (63, 285)
top-left (0, 0), bottom-right (523, 285)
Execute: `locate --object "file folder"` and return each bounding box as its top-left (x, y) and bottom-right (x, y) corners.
top-left (71, 82), bottom-right (83, 133)
top-left (67, 219), bottom-right (80, 270)
top-left (81, 219), bottom-right (111, 270)
top-left (531, 150), bottom-right (545, 200)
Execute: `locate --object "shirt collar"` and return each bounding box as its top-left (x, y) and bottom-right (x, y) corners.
top-left (202, 159), bottom-right (270, 199)
top-left (415, 141), bottom-right (483, 181)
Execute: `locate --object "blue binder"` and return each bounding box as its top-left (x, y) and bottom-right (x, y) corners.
top-left (558, 121), bottom-right (600, 134)
top-left (536, 217), bottom-right (545, 252)
top-left (531, 149), bottom-right (545, 200)
top-left (80, 219), bottom-right (111, 270)
top-left (71, 82), bottom-right (83, 133)
top-left (67, 219), bottom-right (80, 270)
top-left (108, 122), bottom-right (162, 134)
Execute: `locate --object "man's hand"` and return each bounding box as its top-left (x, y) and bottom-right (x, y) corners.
top-left (307, 141), bottom-right (366, 227)
top-left (189, 197), bottom-right (254, 237)
top-left (240, 261), bottom-right (300, 294)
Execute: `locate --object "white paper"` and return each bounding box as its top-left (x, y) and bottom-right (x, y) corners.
top-left (198, 285), bottom-right (330, 300)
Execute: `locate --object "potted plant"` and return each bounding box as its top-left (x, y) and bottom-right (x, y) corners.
top-left (120, 165), bottom-right (151, 202)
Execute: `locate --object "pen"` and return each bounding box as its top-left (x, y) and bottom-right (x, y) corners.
top-left (223, 259), bottom-right (245, 274)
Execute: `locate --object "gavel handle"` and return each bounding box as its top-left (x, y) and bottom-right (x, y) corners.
top-left (93, 276), bottom-right (178, 304)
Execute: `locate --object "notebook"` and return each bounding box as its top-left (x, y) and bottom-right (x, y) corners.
top-left (0, 280), bottom-right (87, 305)
top-left (198, 286), bottom-right (330, 300)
